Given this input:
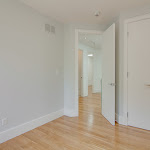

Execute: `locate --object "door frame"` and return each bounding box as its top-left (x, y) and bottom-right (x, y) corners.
top-left (123, 13), bottom-right (150, 125)
top-left (75, 29), bottom-right (102, 116)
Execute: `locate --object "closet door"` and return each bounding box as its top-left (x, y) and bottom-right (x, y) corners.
top-left (127, 17), bottom-right (150, 130)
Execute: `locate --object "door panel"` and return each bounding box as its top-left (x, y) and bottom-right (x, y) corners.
top-left (128, 18), bottom-right (150, 130)
top-left (102, 24), bottom-right (115, 125)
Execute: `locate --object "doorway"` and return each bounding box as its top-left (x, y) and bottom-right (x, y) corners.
top-left (75, 24), bottom-right (116, 125)
top-left (78, 33), bottom-right (102, 97)
top-left (78, 32), bottom-right (102, 114)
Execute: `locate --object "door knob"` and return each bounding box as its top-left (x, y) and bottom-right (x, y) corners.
top-left (108, 83), bottom-right (116, 86)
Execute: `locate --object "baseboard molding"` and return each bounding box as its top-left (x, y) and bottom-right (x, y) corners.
top-left (64, 109), bottom-right (78, 117)
top-left (0, 109), bottom-right (64, 144)
top-left (92, 89), bottom-right (101, 93)
top-left (115, 113), bottom-right (127, 125)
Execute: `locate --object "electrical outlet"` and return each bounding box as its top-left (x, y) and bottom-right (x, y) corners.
top-left (2, 118), bottom-right (8, 126)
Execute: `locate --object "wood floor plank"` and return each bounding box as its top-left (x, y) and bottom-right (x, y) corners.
top-left (0, 86), bottom-right (150, 150)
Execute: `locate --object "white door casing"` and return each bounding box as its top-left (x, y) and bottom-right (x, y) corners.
top-left (127, 18), bottom-right (150, 130)
top-left (102, 24), bottom-right (115, 125)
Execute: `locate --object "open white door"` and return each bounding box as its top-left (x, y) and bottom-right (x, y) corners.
top-left (102, 24), bottom-right (115, 125)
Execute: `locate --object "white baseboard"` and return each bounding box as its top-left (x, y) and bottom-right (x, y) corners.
top-left (0, 109), bottom-right (64, 144)
top-left (64, 109), bottom-right (78, 117)
top-left (115, 113), bottom-right (127, 125)
top-left (92, 89), bottom-right (101, 93)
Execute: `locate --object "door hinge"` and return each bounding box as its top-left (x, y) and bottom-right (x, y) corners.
top-left (127, 32), bottom-right (129, 37)
top-left (127, 112), bottom-right (128, 118)
top-left (127, 72), bottom-right (129, 78)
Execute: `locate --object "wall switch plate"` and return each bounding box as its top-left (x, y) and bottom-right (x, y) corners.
top-left (2, 118), bottom-right (8, 126)
top-left (45, 24), bottom-right (51, 33)
top-left (51, 25), bottom-right (55, 34)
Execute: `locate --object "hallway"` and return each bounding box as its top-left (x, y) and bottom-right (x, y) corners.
top-left (79, 86), bottom-right (101, 120)
top-left (0, 87), bottom-right (150, 150)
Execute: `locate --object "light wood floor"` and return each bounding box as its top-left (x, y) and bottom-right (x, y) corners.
top-left (0, 86), bottom-right (150, 150)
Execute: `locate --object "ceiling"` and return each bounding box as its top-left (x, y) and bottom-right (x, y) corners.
top-left (79, 33), bottom-right (102, 49)
top-left (20, 0), bottom-right (150, 25)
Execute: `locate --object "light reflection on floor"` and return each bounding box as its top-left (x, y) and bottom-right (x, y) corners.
top-left (79, 86), bottom-right (101, 128)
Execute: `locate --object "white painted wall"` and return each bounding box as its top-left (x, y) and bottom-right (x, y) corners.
top-left (0, 0), bottom-right (64, 133)
top-left (93, 49), bottom-right (102, 93)
top-left (88, 57), bottom-right (93, 86)
top-left (78, 50), bottom-right (82, 96)
top-left (79, 43), bottom-right (94, 53)
top-left (82, 50), bottom-right (88, 97)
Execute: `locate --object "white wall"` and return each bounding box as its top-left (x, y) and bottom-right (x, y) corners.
top-left (82, 50), bottom-right (89, 97)
top-left (0, 0), bottom-right (64, 133)
top-left (93, 49), bottom-right (102, 93)
top-left (88, 57), bottom-right (93, 86)
top-left (78, 50), bottom-right (82, 96)
top-left (79, 43), bottom-right (94, 53)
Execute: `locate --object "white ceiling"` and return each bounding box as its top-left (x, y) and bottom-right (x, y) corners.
top-left (79, 33), bottom-right (102, 49)
top-left (20, 0), bottom-right (150, 25)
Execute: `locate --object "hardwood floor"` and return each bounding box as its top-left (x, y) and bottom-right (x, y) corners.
top-left (0, 86), bottom-right (150, 150)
